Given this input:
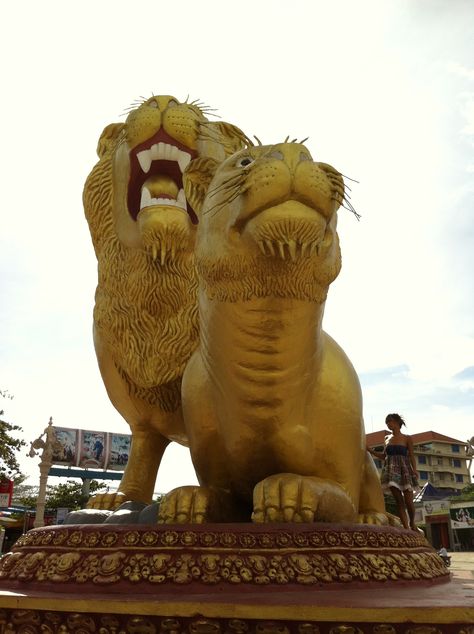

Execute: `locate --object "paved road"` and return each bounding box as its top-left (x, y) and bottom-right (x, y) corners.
top-left (449, 551), bottom-right (474, 585)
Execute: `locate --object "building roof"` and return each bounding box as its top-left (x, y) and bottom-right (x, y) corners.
top-left (413, 482), bottom-right (460, 502)
top-left (366, 429), bottom-right (467, 447)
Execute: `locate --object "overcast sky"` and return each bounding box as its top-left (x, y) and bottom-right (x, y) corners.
top-left (1, 0), bottom-right (473, 492)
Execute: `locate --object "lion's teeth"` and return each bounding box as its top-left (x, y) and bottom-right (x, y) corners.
top-left (265, 240), bottom-right (275, 256)
top-left (160, 246), bottom-right (167, 265)
top-left (137, 143), bottom-right (191, 174)
top-left (137, 150), bottom-right (152, 173)
top-left (288, 240), bottom-right (297, 262)
top-left (177, 189), bottom-right (187, 210)
top-left (140, 187), bottom-right (152, 209)
top-left (277, 242), bottom-right (285, 260)
top-left (258, 241), bottom-right (266, 256)
top-left (177, 151), bottom-right (191, 173)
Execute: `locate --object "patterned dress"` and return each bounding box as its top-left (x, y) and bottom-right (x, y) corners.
top-left (380, 444), bottom-right (419, 492)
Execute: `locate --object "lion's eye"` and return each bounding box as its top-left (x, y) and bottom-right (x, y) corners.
top-left (168, 99), bottom-right (178, 109)
top-left (149, 100), bottom-right (159, 109)
top-left (236, 156), bottom-right (253, 168)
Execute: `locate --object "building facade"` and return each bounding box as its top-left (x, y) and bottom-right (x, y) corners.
top-left (366, 430), bottom-right (471, 492)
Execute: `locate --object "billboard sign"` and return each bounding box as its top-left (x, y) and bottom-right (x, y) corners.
top-left (422, 500), bottom-right (450, 519)
top-left (0, 479), bottom-right (13, 507)
top-left (450, 505), bottom-right (474, 529)
top-left (50, 427), bottom-right (131, 472)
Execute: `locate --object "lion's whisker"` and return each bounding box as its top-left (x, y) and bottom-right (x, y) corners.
top-left (208, 176), bottom-right (246, 198)
top-left (340, 173), bottom-right (360, 184)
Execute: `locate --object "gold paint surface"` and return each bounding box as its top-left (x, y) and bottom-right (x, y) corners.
top-left (160, 143), bottom-right (388, 525)
top-left (83, 96), bottom-right (249, 507)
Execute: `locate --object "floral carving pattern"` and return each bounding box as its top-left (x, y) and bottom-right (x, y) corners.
top-left (0, 611), bottom-right (470, 634)
top-left (0, 525), bottom-right (448, 589)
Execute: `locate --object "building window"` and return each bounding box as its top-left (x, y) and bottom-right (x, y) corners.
top-left (453, 459), bottom-right (461, 468)
top-left (418, 455), bottom-right (427, 464)
top-left (451, 444), bottom-right (460, 453)
top-left (419, 471), bottom-right (428, 480)
top-left (438, 473), bottom-right (445, 481)
top-left (456, 474), bottom-right (464, 483)
top-left (437, 458), bottom-right (443, 465)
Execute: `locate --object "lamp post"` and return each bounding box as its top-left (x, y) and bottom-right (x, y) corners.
top-left (29, 417), bottom-right (58, 529)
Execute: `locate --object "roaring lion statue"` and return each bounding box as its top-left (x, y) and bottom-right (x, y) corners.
top-left (158, 141), bottom-right (393, 525)
top-left (83, 95), bottom-right (249, 509)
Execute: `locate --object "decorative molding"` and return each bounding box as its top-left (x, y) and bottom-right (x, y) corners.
top-left (0, 610), bottom-right (471, 634)
top-left (0, 525), bottom-right (448, 591)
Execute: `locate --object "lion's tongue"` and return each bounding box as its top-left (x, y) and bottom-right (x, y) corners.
top-left (139, 174), bottom-right (187, 210)
top-left (143, 174), bottom-right (178, 199)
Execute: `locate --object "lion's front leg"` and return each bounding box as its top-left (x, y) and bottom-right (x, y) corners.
top-left (252, 473), bottom-right (357, 524)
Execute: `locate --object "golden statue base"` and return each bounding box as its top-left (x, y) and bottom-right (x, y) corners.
top-left (0, 523), bottom-right (472, 633)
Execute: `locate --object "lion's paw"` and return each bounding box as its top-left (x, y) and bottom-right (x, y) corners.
top-left (386, 512), bottom-right (403, 527)
top-left (86, 492), bottom-right (128, 511)
top-left (356, 511), bottom-right (390, 526)
top-left (158, 486), bottom-right (213, 524)
top-left (252, 473), bottom-right (356, 524)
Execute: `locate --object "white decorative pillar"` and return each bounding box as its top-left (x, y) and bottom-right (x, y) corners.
top-left (29, 417), bottom-right (57, 529)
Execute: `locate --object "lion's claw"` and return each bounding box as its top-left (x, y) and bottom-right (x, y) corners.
top-left (158, 486), bottom-right (213, 524)
top-left (86, 492), bottom-right (128, 511)
top-left (252, 473), bottom-right (356, 524)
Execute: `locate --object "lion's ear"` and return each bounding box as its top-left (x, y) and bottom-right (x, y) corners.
top-left (184, 157), bottom-right (219, 216)
top-left (96, 123), bottom-right (125, 158)
top-left (214, 122), bottom-right (251, 155)
top-left (197, 121), bottom-right (251, 163)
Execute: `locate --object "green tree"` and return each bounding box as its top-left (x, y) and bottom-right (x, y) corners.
top-left (451, 483), bottom-right (474, 502)
top-left (11, 481), bottom-right (39, 508)
top-left (45, 480), bottom-right (107, 510)
top-left (0, 392), bottom-right (26, 481)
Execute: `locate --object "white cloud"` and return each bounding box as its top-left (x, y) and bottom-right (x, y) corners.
top-left (1, 0), bottom-right (473, 488)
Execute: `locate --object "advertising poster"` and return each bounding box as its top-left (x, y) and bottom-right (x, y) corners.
top-left (52, 427), bottom-right (77, 465)
top-left (78, 430), bottom-right (107, 469)
top-left (50, 426), bottom-right (130, 472)
top-left (451, 506), bottom-right (474, 529)
top-left (108, 434), bottom-right (131, 470)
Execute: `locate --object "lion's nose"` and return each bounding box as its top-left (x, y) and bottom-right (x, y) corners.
top-left (146, 95), bottom-right (180, 111)
top-left (272, 143), bottom-right (313, 172)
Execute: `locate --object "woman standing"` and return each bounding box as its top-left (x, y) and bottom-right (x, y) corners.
top-left (367, 413), bottom-right (419, 530)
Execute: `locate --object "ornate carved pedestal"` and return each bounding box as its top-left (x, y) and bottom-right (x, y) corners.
top-left (0, 524), bottom-right (472, 633)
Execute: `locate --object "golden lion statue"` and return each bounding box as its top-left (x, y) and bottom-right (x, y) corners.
top-left (83, 95), bottom-right (249, 509)
top-left (158, 141), bottom-right (392, 525)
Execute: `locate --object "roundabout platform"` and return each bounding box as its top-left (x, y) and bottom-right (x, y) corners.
top-left (0, 523), bottom-right (472, 633)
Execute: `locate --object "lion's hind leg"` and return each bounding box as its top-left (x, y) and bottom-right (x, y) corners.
top-left (158, 486), bottom-right (240, 524)
top-left (87, 429), bottom-right (170, 510)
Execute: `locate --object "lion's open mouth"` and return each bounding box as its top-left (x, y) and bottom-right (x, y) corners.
top-left (127, 129), bottom-right (199, 224)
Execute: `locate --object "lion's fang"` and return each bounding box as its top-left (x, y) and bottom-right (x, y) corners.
top-left (265, 240), bottom-right (275, 256)
top-left (137, 144), bottom-right (191, 175)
